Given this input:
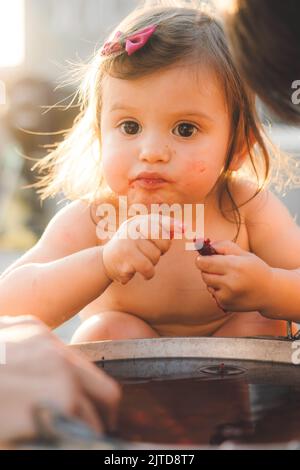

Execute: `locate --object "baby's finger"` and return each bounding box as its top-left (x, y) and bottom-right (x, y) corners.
top-left (195, 255), bottom-right (227, 274)
top-left (211, 240), bottom-right (245, 256)
top-left (159, 215), bottom-right (184, 239)
top-left (210, 290), bottom-right (229, 314)
top-left (149, 237), bottom-right (172, 256)
top-left (207, 286), bottom-right (216, 296)
top-left (133, 253), bottom-right (156, 280)
top-left (137, 216), bottom-right (170, 254)
top-left (120, 271), bottom-right (135, 285)
top-left (139, 214), bottom-right (183, 240)
top-left (136, 239), bottom-right (162, 266)
top-left (149, 214), bottom-right (183, 254)
top-left (201, 271), bottom-right (224, 290)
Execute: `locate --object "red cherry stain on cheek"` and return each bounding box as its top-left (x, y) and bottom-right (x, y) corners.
top-left (186, 160), bottom-right (207, 175)
top-left (178, 160), bottom-right (207, 191)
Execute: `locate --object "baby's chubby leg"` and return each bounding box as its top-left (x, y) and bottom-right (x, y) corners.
top-left (71, 311), bottom-right (159, 343)
top-left (212, 311), bottom-right (296, 337)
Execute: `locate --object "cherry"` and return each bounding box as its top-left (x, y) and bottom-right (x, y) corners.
top-left (194, 238), bottom-right (217, 256)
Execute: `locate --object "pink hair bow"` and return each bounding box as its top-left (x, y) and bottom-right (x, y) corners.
top-left (101, 31), bottom-right (123, 56)
top-left (125, 25), bottom-right (157, 56)
top-left (101, 25), bottom-right (157, 57)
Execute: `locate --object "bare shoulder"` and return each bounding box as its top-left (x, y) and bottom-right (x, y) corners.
top-left (61, 192), bottom-right (122, 245)
top-left (38, 200), bottom-right (99, 253)
top-left (90, 193), bottom-right (120, 223)
top-left (227, 178), bottom-right (267, 213)
top-left (230, 179), bottom-right (300, 267)
top-left (43, 194), bottom-right (121, 251)
top-left (228, 178), bottom-right (290, 221)
top-left (90, 192), bottom-right (122, 244)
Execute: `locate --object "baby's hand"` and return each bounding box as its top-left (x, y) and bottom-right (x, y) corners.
top-left (195, 240), bottom-right (273, 313)
top-left (103, 214), bottom-right (184, 284)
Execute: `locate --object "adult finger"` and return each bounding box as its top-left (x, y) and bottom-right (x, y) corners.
top-left (74, 393), bottom-right (104, 434)
top-left (68, 351), bottom-right (121, 431)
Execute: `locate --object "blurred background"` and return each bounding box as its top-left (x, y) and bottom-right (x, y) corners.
top-left (0, 0), bottom-right (299, 339)
top-left (0, 0), bottom-right (138, 263)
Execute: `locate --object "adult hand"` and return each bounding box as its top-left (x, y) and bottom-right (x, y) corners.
top-left (0, 316), bottom-right (121, 443)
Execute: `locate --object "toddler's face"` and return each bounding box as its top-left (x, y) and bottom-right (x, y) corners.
top-left (100, 64), bottom-right (231, 207)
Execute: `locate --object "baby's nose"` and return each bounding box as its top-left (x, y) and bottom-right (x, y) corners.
top-left (139, 145), bottom-right (171, 163)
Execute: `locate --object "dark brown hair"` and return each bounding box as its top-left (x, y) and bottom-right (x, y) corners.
top-left (223, 0), bottom-right (300, 124)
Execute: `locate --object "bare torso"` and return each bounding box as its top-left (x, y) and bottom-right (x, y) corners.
top-left (78, 197), bottom-right (288, 338)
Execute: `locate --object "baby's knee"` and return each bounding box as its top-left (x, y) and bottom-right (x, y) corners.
top-left (71, 311), bottom-right (159, 343)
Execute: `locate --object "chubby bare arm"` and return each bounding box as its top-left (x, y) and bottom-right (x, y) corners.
top-left (1, 201), bottom-right (98, 276)
top-left (246, 189), bottom-right (300, 319)
top-left (0, 201), bottom-right (112, 328)
top-left (195, 185), bottom-right (300, 320)
top-left (246, 190), bottom-right (300, 268)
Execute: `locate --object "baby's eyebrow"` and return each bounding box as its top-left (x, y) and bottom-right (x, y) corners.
top-left (169, 111), bottom-right (214, 122)
top-left (109, 105), bottom-right (214, 122)
top-left (109, 103), bottom-right (139, 112)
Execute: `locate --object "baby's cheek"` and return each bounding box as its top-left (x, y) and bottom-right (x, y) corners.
top-left (186, 160), bottom-right (207, 175)
top-left (180, 160), bottom-right (207, 188)
top-left (179, 159), bottom-right (220, 198)
top-left (102, 154), bottom-right (128, 194)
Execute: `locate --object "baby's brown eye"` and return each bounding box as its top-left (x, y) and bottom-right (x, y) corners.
top-left (120, 121), bottom-right (141, 135)
top-left (173, 123), bottom-right (197, 138)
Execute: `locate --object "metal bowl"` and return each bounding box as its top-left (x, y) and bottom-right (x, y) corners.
top-left (71, 337), bottom-right (300, 449)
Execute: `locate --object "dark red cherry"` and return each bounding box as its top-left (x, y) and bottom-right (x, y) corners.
top-left (194, 238), bottom-right (217, 256)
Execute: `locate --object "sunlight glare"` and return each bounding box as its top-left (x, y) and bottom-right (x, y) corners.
top-left (0, 0), bottom-right (25, 67)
